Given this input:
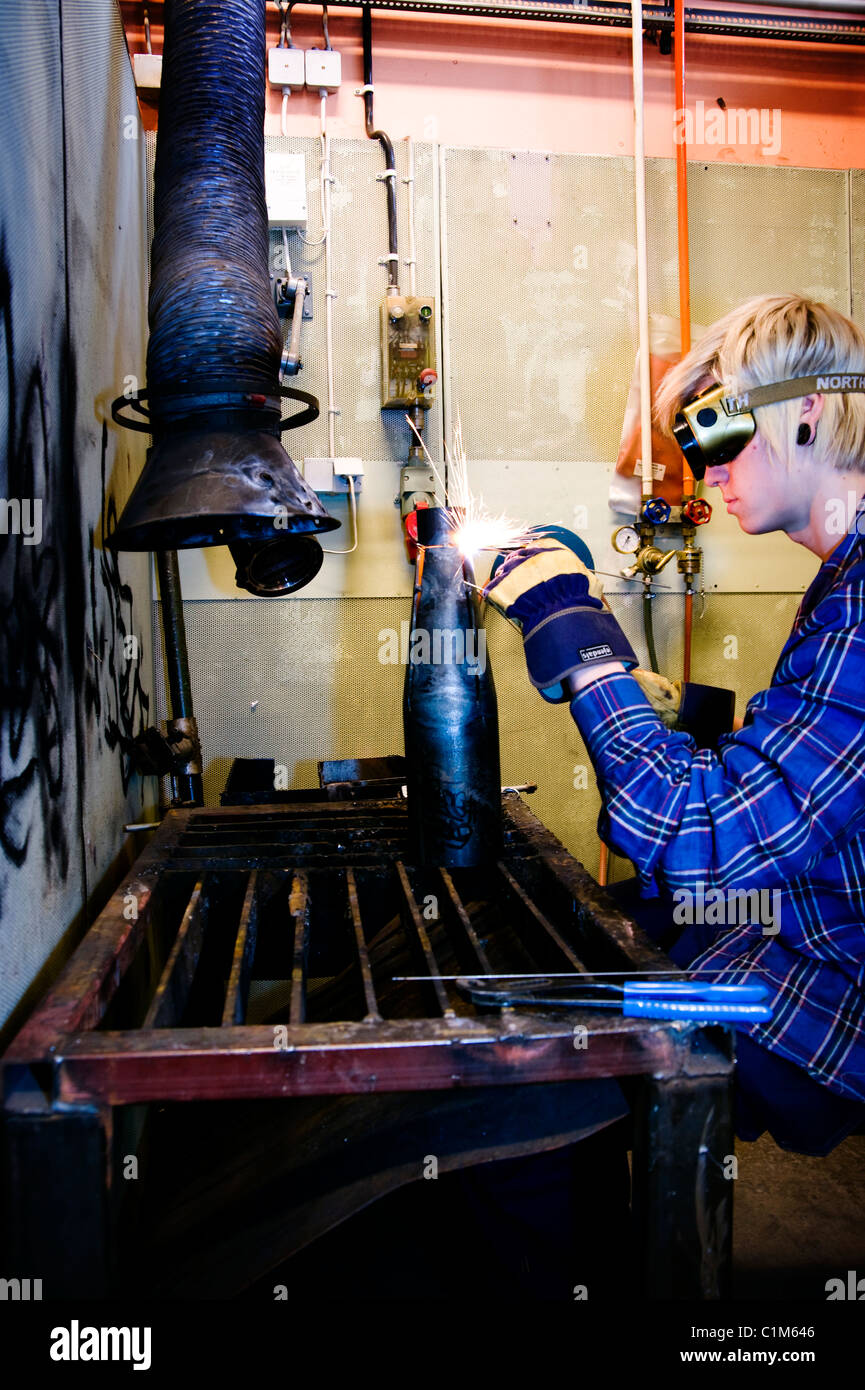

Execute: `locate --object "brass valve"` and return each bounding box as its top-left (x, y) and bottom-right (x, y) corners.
top-left (621, 545), bottom-right (679, 580)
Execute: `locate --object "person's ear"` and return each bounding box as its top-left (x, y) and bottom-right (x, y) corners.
top-left (797, 393), bottom-right (824, 446)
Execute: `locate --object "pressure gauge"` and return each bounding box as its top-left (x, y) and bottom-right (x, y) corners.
top-left (612, 524), bottom-right (640, 555)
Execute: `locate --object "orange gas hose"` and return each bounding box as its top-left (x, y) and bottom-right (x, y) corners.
top-left (598, 840), bottom-right (609, 887)
top-left (675, 0), bottom-right (694, 682)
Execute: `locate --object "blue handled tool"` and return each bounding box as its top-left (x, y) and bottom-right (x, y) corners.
top-left (456, 976), bottom-right (773, 1023)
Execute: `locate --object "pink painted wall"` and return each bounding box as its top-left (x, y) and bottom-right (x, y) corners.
top-left (122, 4), bottom-right (864, 168)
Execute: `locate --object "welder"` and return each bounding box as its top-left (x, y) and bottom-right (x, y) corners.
top-left (485, 294), bottom-right (865, 1157)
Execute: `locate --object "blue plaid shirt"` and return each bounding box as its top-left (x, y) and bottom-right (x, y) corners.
top-left (570, 504), bottom-right (865, 1102)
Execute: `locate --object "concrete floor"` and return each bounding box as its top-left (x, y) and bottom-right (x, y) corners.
top-left (732, 1132), bottom-right (865, 1299)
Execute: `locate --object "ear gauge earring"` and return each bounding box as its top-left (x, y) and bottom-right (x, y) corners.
top-left (797, 423), bottom-right (814, 446)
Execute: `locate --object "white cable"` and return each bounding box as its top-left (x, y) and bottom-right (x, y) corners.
top-left (281, 89), bottom-right (290, 138)
top-left (312, 89), bottom-right (358, 558)
top-left (404, 136), bottom-right (417, 296)
top-left (298, 94), bottom-right (328, 248)
top-left (321, 476), bottom-right (359, 554)
top-left (322, 109), bottom-right (337, 458)
top-left (631, 0), bottom-right (653, 500)
top-left (281, 227), bottom-right (291, 277)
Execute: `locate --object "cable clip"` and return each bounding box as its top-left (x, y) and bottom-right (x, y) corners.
top-left (354, 84), bottom-right (374, 96)
top-left (376, 169), bottom-right (398, 183)
top-left (378, 253), bottom-right (399, 265)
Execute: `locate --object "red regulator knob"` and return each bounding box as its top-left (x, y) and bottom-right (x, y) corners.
top-left (683, 498), bottom-right (712, 525)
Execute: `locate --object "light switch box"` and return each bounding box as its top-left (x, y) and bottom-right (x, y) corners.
top-left (132, 53), bottom-right (162, 89)
top-left (268, 46), bottom-right (305, 91)
top-left (305, 48), bottom-right (341, 92)
top-left (265, 151), bottom-right (308, 229)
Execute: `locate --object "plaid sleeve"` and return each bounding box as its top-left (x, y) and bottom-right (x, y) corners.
top-left (568, 598), bottom-right (865, 895)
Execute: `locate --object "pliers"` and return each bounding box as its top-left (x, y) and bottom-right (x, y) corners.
top-left (456, 977), bottom-right (773, 1023)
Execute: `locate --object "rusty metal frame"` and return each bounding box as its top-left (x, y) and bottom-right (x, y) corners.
top-left (2, 795), bottom-right (727, 1105)
top-left (1, 793), bottom-right (734, 1299)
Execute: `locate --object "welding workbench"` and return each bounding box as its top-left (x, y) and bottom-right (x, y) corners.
top-left (1, 792), bottom-right (734, 1299)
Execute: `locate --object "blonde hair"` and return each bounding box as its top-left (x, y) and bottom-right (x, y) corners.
top-left (654, 294), bottom-right (865, 474)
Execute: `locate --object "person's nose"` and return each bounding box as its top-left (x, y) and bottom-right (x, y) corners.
top-left (703, 463), bottom-right (728, 489)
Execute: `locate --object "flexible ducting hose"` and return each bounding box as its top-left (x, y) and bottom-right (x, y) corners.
top-left (147, 0), bottom-right (282, 402)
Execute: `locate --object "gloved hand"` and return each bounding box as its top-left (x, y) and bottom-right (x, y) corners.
top-left (632, 668), bottom-right (736, 747)
top-left (483, 536), bottom-right (638, 701)
top-left (632, 668), bottom-right (682, 727)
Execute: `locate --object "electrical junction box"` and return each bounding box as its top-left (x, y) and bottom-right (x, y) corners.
top-left (380, 295), bottom-right (437, 409)
top-left (132, 53), bottom-right (162, 89)
top-left (268, 46), bottom-right (305, 91)
top-left (303, 458), bottom-right (364, 495)
top-left (265, 151), bottom-right (308, 229)
top-left (305, 48), bottom-right (342, 92)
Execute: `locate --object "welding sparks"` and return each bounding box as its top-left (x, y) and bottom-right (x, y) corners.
top-left (406, 412), bottom-right (530, 563)
top-left (446, 414), bottom-right (529, 560)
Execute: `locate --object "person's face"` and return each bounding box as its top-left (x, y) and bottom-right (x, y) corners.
top-left (703, 428), bottom-right (816, 536)
top-left (703, 431), bottom-right (787, 534)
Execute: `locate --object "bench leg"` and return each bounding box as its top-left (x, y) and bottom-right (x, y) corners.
top-left (3, 1105), bottom-right (114, 1298)
top-left (631, 1064), bottom-right (734, 1299)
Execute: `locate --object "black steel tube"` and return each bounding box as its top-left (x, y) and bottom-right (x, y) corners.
top-left (403, 507), bottom-right (501, 866)
top-left (155, 550), bottom-right (194, 717)
top-left (155, 549), bottom-right (203, 806)
top-left (362, 6), bottom-right (400, 286)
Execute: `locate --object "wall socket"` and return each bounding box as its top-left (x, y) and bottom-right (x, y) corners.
top-left (303, 458), bottom-right (364, 494)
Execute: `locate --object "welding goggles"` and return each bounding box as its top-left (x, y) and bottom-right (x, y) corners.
top-left (672, 372), bottom-right (865, 479)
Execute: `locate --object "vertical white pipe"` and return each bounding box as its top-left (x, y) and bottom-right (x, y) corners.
top-left (321, 96), bottom-right (337, 459)
top-left (437, 143), bottom-right (452, 495)
top-left (631, 0), bottom-right (653, 499)
top-left (405, 136), bottom-right (418, 296)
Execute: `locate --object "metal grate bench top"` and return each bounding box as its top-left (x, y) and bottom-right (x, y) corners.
top-left (2, 793), bottom-right (731, 1110)
top-left (1, 792), bottom-right (735, 1300)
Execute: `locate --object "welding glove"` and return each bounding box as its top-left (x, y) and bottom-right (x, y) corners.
top-left (483, 537), bottom-right (638, 701)
top-left (631, 668), bottom-right (737, 748)
top-left (631, 668), bottom-right (682, 727)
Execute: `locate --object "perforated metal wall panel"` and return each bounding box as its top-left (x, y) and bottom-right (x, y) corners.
top-left (148, 144), bottom-right (860, 874)
top-left (145, 131), bottom-right (443, 466)
top-left (152, 588), bottom-right (799, 877)
top-left (442, 149), bottom-right (853, 464)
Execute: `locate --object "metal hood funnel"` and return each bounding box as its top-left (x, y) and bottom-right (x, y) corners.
top-left (108, 429), bottom-right (337, 551)
top-left (108, 0), bottom-right (338, 590)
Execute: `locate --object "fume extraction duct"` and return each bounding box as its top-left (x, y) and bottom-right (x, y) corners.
top-left (111, 0), bottom-right (338, 594)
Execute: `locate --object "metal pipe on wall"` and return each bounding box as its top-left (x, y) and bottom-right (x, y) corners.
top-left (307, 0), bottom-right (865, 44)
top-left (675, 0), bottom-right (694, 683)
top-left (155, 549), bottom-right (204, 806)
top-left (631, 0), bottom-right (653, 507)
